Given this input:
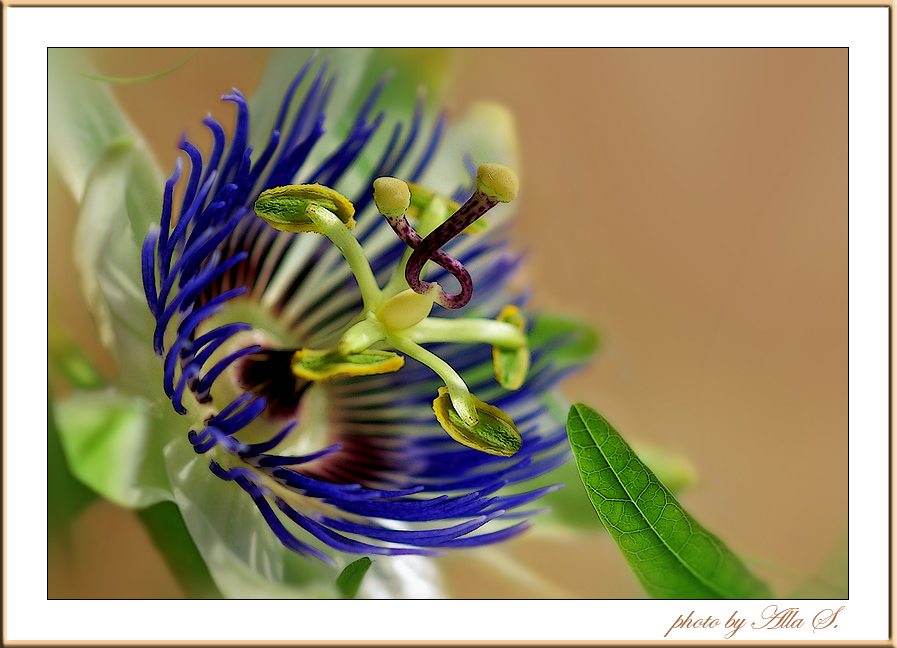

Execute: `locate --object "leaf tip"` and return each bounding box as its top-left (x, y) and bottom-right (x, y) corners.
top-left (336, 556), bottom-right (374, 599)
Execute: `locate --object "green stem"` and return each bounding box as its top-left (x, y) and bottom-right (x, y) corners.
top-left (406, 317), bottom-right (526, 348)
top-left (305, 204), bottom-right (382, 312)
top-left (388, 334), bottom-right (478, 425)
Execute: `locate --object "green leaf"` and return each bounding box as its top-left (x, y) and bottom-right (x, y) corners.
top-left (136, 501), bottom-right (222, 598)
top-left (54, 389), bottom-right (171, 508)
top-left (566, 403), bottom-right (773, 599)
top-left (631, 443), bottom-right (699, 495)
top-left (528, 441), bottom-right (696, 534)
top-left (528, 313), bottom-right (599, 369)
top-left (48, 391), bottom-right (98, 536)
top-left (336, 557), bottom-right (373, 599)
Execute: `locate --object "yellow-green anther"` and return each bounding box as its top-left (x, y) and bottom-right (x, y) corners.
top-left (336, 316), bottom-right (385, 355)
top-left (254, 184), bottom-right (356, 233)
top-left (291, 348), bottom-right (404, 381)
top-left (492, 305), bottom-right (530, 390)
top-left (372, 177), bottom-right (412, 217)
top-left (432, 387), bottom-right (522, 457)
top-left (376, 287), bottom-right (437, 332)
top-left (475, 163), bottom-right (519, 203)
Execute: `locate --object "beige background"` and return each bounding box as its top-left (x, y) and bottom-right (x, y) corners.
top-left (49, 48), bottom-right (847, 598)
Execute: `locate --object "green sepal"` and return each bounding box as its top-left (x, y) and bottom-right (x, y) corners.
top-left (432, 387), bottom-right (521, 457)
top-left (162, 439), bottom-right (341, 599)
top-left (336, 557), bottom-right (374, 599)
top-left (49, 48), bottom-right (143, 202)
top-left (291, 348), bottom-right (404, 381)
top-left (567, 403), bottom-right (773, 599)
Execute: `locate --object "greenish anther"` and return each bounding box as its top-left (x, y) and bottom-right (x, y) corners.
top-left (432, 387), bottom-right (522, 457)
top-left (254, 184), bottom-right (356, 233)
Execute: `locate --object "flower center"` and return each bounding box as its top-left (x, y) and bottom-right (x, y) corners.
top-left (251, 172), bottom-right (529, 457)
top-left (236, 349), bottom-right (310, 419)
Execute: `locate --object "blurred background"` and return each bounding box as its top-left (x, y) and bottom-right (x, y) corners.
top-left (48, 48), bottom-right (847, 598)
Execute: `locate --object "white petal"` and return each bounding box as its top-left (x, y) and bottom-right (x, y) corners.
top-left (74, 141), bottom-right (166, 394)
top-left (359, 554), bottom-right (445, 599)
top-left (48, 48), bottom-right (158, 207)
top-left (163, 439), bottom-right (341, 598)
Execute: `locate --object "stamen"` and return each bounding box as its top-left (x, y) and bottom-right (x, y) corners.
top-left (254, 185), bottom-right (382, 312)
top-left (405, 315), bottom-right (526, 348)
